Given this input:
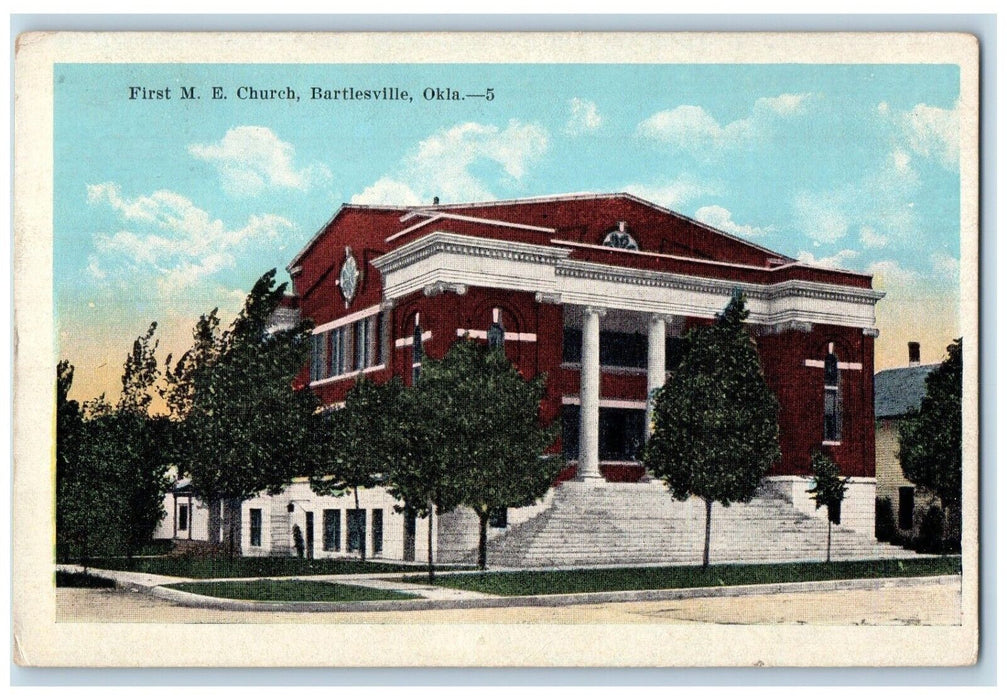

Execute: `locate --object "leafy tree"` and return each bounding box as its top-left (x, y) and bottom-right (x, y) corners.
top-left (643, 291), bottom-right (781, 568)
top-left (807, 451), bottom-right (849, 563)
top-left (55, 324), bottom-right (171, 563)
top-left (311, 377), bottom-right (406, 561)
top-left (385, 361), bottom-right (466, 584)
top-left (163, 270), bottom-right (320, 556)
top-left (898, 338), bottom-right (963, 547)
top-left (420, 340), bottom-right (558, 570)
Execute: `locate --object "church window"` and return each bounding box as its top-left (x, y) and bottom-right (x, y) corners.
top-left (488, 307), bottom-right (505, 349)
top-left (412, 313), bottom-right (423, 384)
top-left (310, 332), bottom-right (326, 382)
top-left (824, 345), bottom-right (841, 442)
top-left (329, 327), bottom-right (346, 377)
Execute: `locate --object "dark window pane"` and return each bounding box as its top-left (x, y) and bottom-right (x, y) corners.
top-left (488, 322), bottom-right (505, 349)
top-left (665, 336), bottom-right (687, 371)
top-left (825, 353), bottom-right (839, 386)
top-left (347, 509), bottom-right (366, 553)
top-left (599, 408), bottom-right (646, 461)
top-left (178, 505), bottom-right (188, 531)
top-left (562, 404), bottom-right (580, 459)
top-left (372, 509), bottom-right (383, 554)
top-left (824, 388), bottom-right (841, 441)
top-left (249, 508), bottom-right (262, 548)
top-left (562, 328), bottom-right (581, 363)
top-left (600, 331), bottom-right (647, 368)
top-left (323, 509), bottom-right (340, 551)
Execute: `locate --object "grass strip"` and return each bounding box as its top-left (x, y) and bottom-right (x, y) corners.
top-left (405, 557), bottom-right (961, 596)
top-left (167, 579), bottom-right (418, 602)
top-left (69, 556), bottom-right (425, 579)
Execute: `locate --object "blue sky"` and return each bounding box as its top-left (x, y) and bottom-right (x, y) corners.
top-left (53, 62), bottom-right (962, 403)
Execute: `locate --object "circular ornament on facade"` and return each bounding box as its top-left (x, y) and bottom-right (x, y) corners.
top-left (602, 229), bottom-right (640, 251)
top-left (339, 246), bottom-right (360, 306)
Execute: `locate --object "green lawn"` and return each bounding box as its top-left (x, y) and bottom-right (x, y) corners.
top-left (73, 556), bottom-right (426, 579)
top-left (167, 579), bottom-right (418, 602)
top-left (405, 557), bottom-right (961, 596)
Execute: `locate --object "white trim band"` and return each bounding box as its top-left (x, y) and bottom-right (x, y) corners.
top-left (456, 329), bottom-right (537, 342)
top-left (312, 304), bottom-right (382, 334)
top-left (562, 396), bottom-right (648, 410)
top-left (309, 364), bottom-right (386, 388)
top-left (395, 331), bottom-right (432, 348)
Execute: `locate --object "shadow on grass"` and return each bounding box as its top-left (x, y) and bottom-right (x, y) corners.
top-left (167, 579), bottom-right (418, 602)
top-left (64, 555), bottom-right (429, 579)
top-left (404, 557), bottom-right (962, 596)
top-left (55, 570), bottom-right (116, 588)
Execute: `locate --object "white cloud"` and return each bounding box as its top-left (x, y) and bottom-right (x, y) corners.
top-left (351, 178), bottom-right (423, 206)
top-left (623, 174), bottom-right (720, 209)
top-left (931, 251), bottom-right (960, 282)
top-left (352, 119), bottom-right (548, 205)
top-left (793, 191), bottom-right (850, 244)
top-left (563, 98), bottom-right (603, 136)
top-left (87, 182), bottom-right (294, 294)
top-left (188, 126), bottom-right (331, 197)
top-left (866, 259), bottom-right (922, 290)
top-left (882, 101), bottom-right (960, 171)
top-left (636, 93), bottom-right (813, 158)
top-left (693, 205), bottom-right (774, 238)
top-left (859, 225), bottom-right (888, 249)
top-left (793, 148), bottom-right (922, 246)
top-left (797, 249), bottom-right (860, 270)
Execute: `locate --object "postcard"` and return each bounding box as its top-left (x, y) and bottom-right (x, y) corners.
top-left (13, 31), bottom-right (979, 667)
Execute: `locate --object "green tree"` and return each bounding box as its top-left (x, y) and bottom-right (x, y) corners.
top-left (899, 338), bottom-right (963, 548)
top-left (385, 359), bottom-right (466, 584)
top-left (163, 270), bottom-right (320, 556)
top-left (643, 291), bottom-right (781, 568)
top-left (311, 376), bottom-right (405, 561)
top-left (55, 324), bottom-right (171, 563)
top-left (806, 450), bottom-right (849, 563)
top-left (422, 340), bottom-right (558, 570)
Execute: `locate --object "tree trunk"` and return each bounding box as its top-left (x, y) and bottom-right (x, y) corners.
top-left (826, 519), bottom-right (832, 564)
top-left (355, 486), bottom-right (366, 562)
top-left (427, 502), bottom-right (435, 585)
top-left (477, 510), bottom-right (489, 570)
top-left (702, 498), bottom-right (713, 569)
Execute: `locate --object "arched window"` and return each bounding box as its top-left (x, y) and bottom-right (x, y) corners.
top-left (487, 307), bottom-right (505, 350)
top-left (412, 312), bottom-right (423, 384)
top-left (823, 343), bottom-right (841, 442)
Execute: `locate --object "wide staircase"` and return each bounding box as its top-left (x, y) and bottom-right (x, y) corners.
top-left (462, 480), bottom-right (917, 568)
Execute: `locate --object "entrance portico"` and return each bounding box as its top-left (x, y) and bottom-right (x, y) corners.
top-left (569, 305), bottom-right (684, 481)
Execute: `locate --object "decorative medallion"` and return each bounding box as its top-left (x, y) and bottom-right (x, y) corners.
top-left (338, 246), bottom-right (360, 307)
top-left (602, 223), bottom-right (640, 251)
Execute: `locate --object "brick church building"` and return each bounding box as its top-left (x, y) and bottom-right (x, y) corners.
top-left (161, 193), bottom-right (906, 565)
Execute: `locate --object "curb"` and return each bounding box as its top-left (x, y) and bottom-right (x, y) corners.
top-left (144, 574), bottom-right (961, 614)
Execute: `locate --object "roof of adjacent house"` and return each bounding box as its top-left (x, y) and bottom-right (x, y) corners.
top-left (874, 364), bottom-right (940, 418)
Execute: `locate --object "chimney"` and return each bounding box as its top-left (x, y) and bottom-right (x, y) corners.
top-left (908, 342), bottom-right (921, 366)
top-left (432, 196), bottom-right (440, 205)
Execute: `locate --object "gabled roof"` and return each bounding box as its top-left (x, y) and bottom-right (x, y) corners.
top-left (874, 364), bottom-right (939, 418)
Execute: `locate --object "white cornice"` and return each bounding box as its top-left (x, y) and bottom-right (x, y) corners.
top-left (373, 230), bottom-right (883, 330)
top-left (556, 259), bottom-right (884, 307)
top-left (372, 231), bottom-right (571, 274)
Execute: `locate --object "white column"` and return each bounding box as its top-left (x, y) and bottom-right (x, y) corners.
top-left (578, 306), bottom-right (605, 481)
top-left (646, 315), bottom-right (667, 438)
